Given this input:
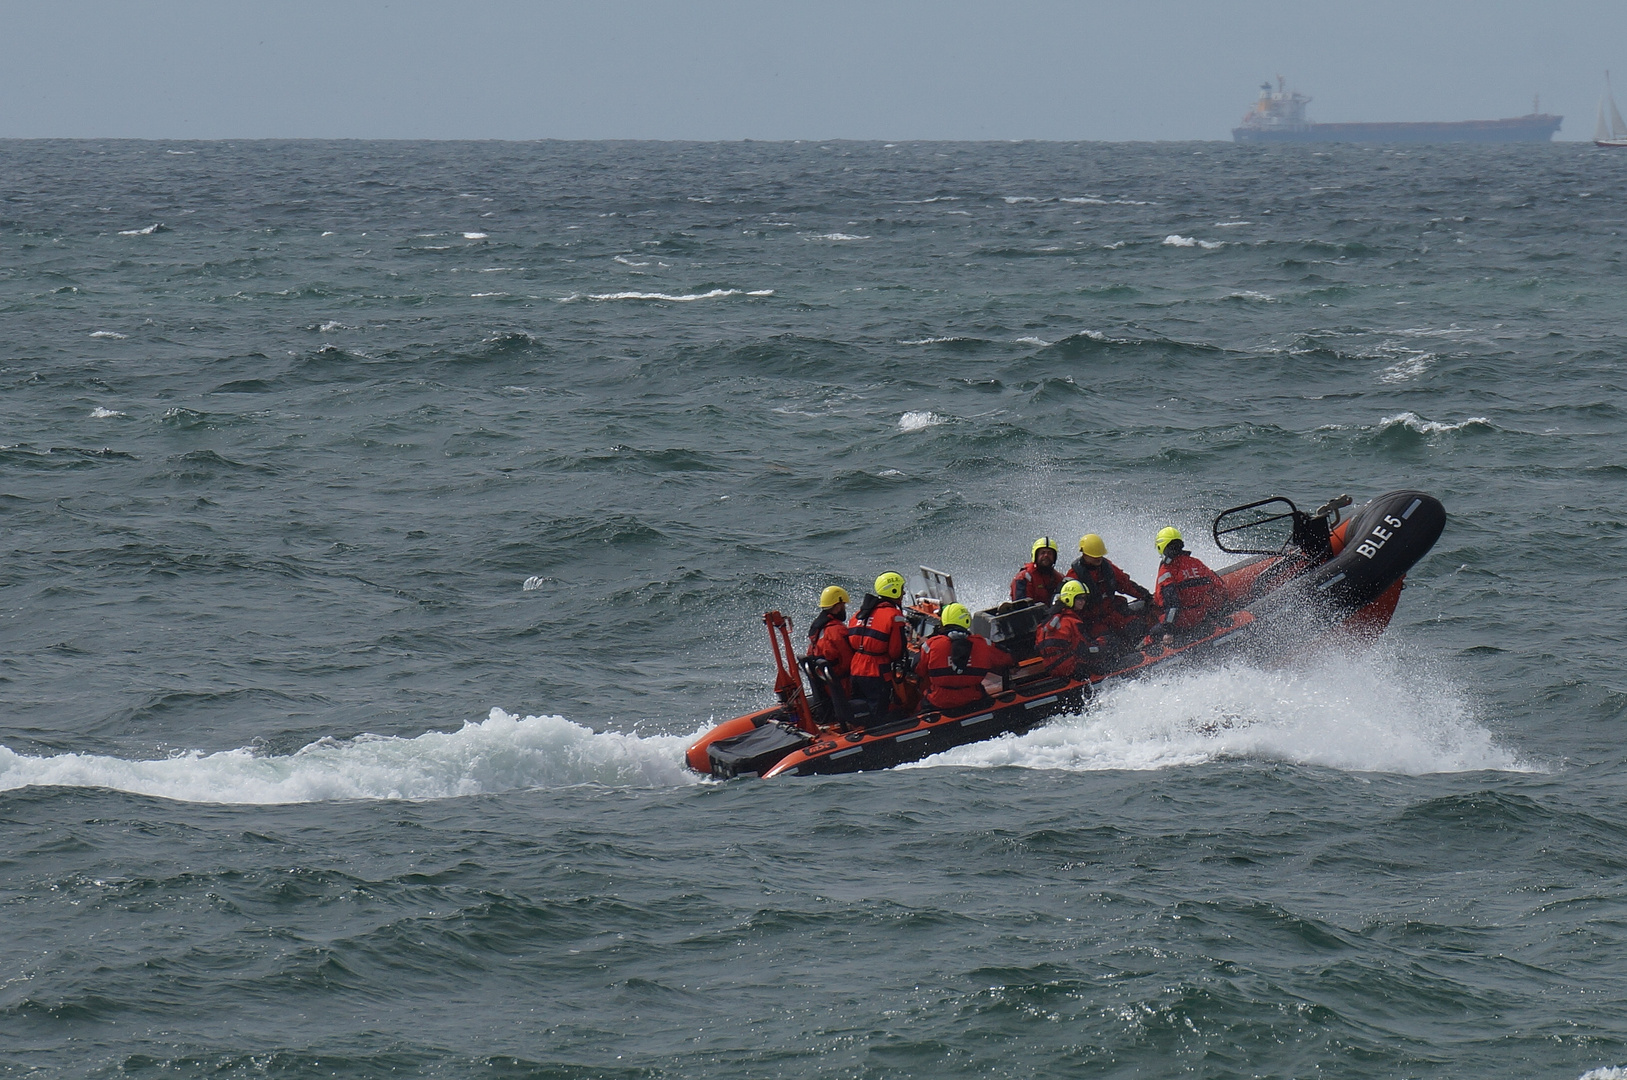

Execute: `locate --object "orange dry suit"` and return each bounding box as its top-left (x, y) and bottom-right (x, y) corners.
top-left (1153, 551), bottom-right (1225, 633)
top-left (1009, 561), bottom-right (1066, 604)
top-left (806, 609), bottom-right (854, 689)
top-left (1033, 603), bottom-right (1109, 679)
top-left (848, 594), bottom-right (909, 722)
top-left (921, 627), bottom-right (1013, 712)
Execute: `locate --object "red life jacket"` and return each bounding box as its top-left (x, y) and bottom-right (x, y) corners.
top-left (922, 629), bottom-right (1013, 711)
top-left (1009, 561), bottom-right (1065, 604)
top-left (848, 596), bottom-right (906, 679)
top-left (1153, 553), bottom-right (1225, 630)
top-left (1035, 605), bottom-right (1114, 677)
top-left (1064, 557), bottom-right (1153, 631)
top-left (807, 610), bottom-right (854, 680)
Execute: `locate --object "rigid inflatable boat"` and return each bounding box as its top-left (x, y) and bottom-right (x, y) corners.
top-left (686, 489), bottom-right (1445, 779)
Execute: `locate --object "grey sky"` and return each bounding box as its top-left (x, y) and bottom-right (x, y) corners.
top-left (2, 1), bottom-right (1622, 140)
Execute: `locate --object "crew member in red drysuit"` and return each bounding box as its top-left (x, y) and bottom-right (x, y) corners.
top-left (807, 585), bottom-right (854, 692)
top-left (1009, 536), bottom-right (1066, 604)
top-left (1065, 533), bottom-right (1158, 643)
top-left (848, 571), bottom-right (910, 724)
top-left (1034, 580), bottom-right (1111, 679)
top-left (1150, 527), bottom-right (1226, 639)
top-left (920, 603), bottom-right (1013, 713)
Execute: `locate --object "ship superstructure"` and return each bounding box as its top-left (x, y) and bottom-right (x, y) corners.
top-left (1233, 77), bottom-right (1562, 143)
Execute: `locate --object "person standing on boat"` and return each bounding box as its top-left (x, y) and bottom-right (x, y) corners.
top-left (920, 603), bottom-right (1013, 714)
top-left (807, 585), bottom-right (854, 692)
top-left (848, 572), bottom-right (910, 724)
top-left (1009, 537), bottom-right (1065, 604)
top-left (1034, 580), bottom-right (1110, 679)
top-left (1150, 527), bottom-right (1225, 640)
top-left (1065, 533), bottom-right (1157, 639)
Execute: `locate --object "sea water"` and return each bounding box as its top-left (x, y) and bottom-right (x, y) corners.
top-left (2, 140), bottom-right (1625, 1078)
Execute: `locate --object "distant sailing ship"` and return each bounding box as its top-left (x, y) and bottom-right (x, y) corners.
top-left (1596, 73), bottom-right (1627, 147)
top-left (1233, 77), bottom-right (1562, 143)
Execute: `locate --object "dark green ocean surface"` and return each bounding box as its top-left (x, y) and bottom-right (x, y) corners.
top-left (2, 140), bottom-right (1626, 1078)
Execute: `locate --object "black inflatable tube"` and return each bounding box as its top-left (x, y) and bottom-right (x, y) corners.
top-left (1286, 489), bottom-right (1446, 615)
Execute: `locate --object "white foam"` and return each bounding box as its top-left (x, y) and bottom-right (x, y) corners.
top-left (462, 232), bottom-right (489, 239)
top-left (118, 224), bottom-right (162, 236)
top-left (805, 232), bottom-right (870, 241)
top-left (1378, 352), bottom-right (1437, 383)
top-left (1214, 220), bottom-right (1252, 227)
top-left (89, 330), bottom-right (127, 339)
top-left (1015, 336), bottom-right (1053, 346)
top-left (1003, 196), bottom-right (1044, 204)
top-left (908, 649), bottom-right (1529, 777)
top-left (1580, 1069), bottom-right (1627, 1080)
top-left (470, 292), bottom-right (506, 298)
top-left (321, 231), bottom-right (336, 237)
top-left (522, 576), bottom-right (547, 591)
top-left (1380, 411), bottom-right (1490, 434)
top-left (317, 320), bottom-right (352, 333)
top-left (613, 255), bottom-right (651, 267)
top-left (1061, 197), bottom-right (1108, 205)
top-left (89, 407), bottom-right (124, 419)
top-left (568, 289), bottom-right (745, 303)
top-left (1224, 291), bottom-right (1276, 302)
top-left (0, 709), bottom-right (702, 805)
top-left (899, 337), bottom-right (959, 345)
top-left (898, 410), bottom-right (949, 432)
top-left (1163, 234), bottom-right (1224, 249)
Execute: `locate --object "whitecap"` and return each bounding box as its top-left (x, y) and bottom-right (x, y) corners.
top-left (805, 232), bottom-right (870, 241)
top-left (1378, 352), bottom-right (1437, 383)
top-left (613, 255), bottom-right (651, 267)
top-left (1060, 197), bottom-right (1108, 205)
top-left (522, 576), bottom-right (547, 591)
top-left (470, 292), bottom-right (507, 298)
top-left (878, 468), bottom-right (904, 477)
top-left (89, 330), bottom-right (127, 339)
top-left (117, 223), bottom-right (164, 236)
top-left (908, 650), bottom-right (1529, 777)
top-left (898, 411), bottom-right (948, 432)
top-left (1580, 1069), bottom-right (1627, 1080)
top-left (899, 336), bottom-right (959, 345)
top-left (746, 289), bottom-right (774, 296)
top-left (317, 320), bottom-right (351, 333)
top-left (1214, 220), bottom-right (1252, 227)
top-left (89, 407), bottom-right (125, 419)
top-left (1163, 234), bottom-right (1223, 249)
top-left (1003, 196), bottom-right (1044, 204)
top-left (1379, 411), bottom-right (1490, 434)
top-left (572, 288), bottom-right (745, 303)
top-left (462, 232), bottom-right (489, 239)
top-left (1015, 336), bottom-right (1053, 346)
top-left (1223, 290), bottom-right (1276, 302)
top-left (320, 231), bottom-right (336, 237)
top-left (0, 709), bottom-right (702, 804)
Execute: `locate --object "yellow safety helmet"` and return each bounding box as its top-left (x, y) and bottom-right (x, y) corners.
top-left (1078, 534), bottom-right (1107, 559)
top-left (940, 602), bottom-right (972, 630)
top-left (1155, 526), bottom-right (1184, 555)
top-left (819, 585), bottom-right (849, 609)
top-left (1031, 536), bottom-right (1059, 560)
top-left (1059, 579), bottom-right (1089, 608)
top-left (874, 571), bottom-right (906, 600)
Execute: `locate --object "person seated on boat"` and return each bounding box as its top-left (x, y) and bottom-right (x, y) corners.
top-left (1009, 536), bottom-right (1066, 604)
top-left (1034, 580), bottom-right (1110, 679)
top-left (1150, 527), bottom-right (1226, 642)
top-left (847, 571), bottom-right (911, 725)
top-left (807, 585), bottom-right (854, 693)
top-left (1065, 533), bottom-right (1158, 639)
top-left (920, 602), bottom-right (1014, 715)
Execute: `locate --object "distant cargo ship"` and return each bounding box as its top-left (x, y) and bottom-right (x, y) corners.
top-left (1233, 78), bottom-right (1562, 143)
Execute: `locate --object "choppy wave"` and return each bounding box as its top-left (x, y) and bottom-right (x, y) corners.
top-left (1379, 411), bottom-right (1492, 435)
top-left (89, 330), bottom-right (127, 339)
top-left (899, 410), bottom-right (949, 431)
top-left (0, 710), bottom-right (701, 804)
top-left (1163, 234), bottom-right (1224, 249)
top-left (910, 651), bottom-right (1528, 777)
top-left (804, 232), bottom-right (869, 241)
top-left (117, 223), bottom-right (166, 236)
top-left (562, 288), bottom-right (773, 302)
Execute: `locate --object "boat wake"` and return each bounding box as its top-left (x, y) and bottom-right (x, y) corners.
top-left (908, 647), bottom-right (1531, 777)
top-left (0, 710), bottom-right (703, 805)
